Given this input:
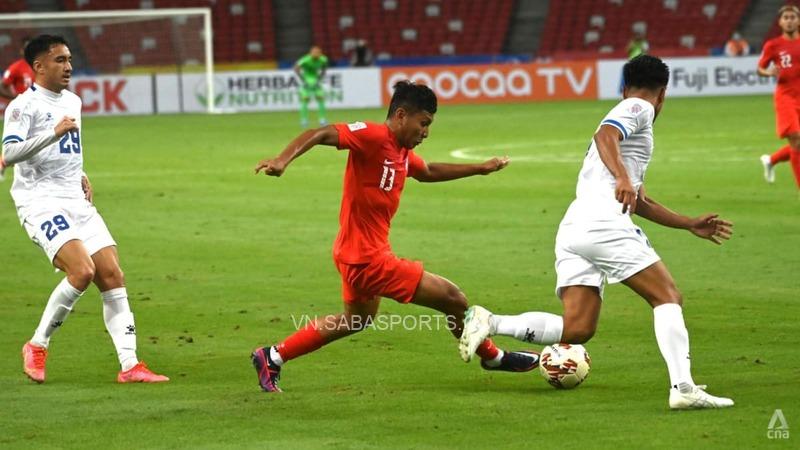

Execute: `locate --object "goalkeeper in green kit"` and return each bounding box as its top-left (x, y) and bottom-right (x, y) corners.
top-left (294, 45), bottom-right (329, 128)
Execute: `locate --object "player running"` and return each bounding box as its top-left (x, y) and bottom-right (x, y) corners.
top-left (2, 35), bottom-right (168, 384)
top-left (251, 81), bottom-right (539, 392)
top-left (460, 55), bottom-right (735, 410)
top-left (294, 45), bottom-right (329, 128)
top-left (759, 4), bottom-right (800, 189)
top-left (0, 37), bottom-right (34, 181)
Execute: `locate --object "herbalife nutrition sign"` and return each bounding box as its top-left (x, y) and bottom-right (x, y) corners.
top-left (172, 68), bottom-right (381, 113)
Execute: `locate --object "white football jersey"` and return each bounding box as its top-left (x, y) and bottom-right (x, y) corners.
top-left (2, 83), bottom-right (84, 209)
top-left (562, 97), bottom-right (655, 223)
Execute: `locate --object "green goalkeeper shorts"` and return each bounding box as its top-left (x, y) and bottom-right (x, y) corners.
top-left (299, 82), bottom-right (325, 100)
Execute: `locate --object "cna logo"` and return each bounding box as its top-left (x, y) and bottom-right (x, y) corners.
top-left (767, 409), bottom-right (790, 440)
top-left (194, 78), bottom-right (226, 107)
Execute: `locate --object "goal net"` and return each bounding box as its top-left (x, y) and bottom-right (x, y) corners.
top-left (0, 8), bottom-right (215, 113)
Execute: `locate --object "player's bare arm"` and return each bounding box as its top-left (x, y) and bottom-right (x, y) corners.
top-left (3, 116), bottom-right (77, 165)
top-left (635, 185), bottom-right (733, 245)
top-left (254, 125), bottom-right (339, 177)
top-left (594, 124), bottom-right (637, 214)
top-left (412, 156), bottom-right (509, 182)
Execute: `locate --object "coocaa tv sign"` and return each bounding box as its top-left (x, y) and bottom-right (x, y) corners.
top-left (381, 62), bottom-right (597, 104)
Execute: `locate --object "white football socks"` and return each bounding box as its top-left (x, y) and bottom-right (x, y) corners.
top-left (492, 312), bottom-right (563, 345)
top-left (269, 346), bottom-right (285, 366)
top-left (31, 278), bottom-right (85, 348)
top-left (653, 303), bottom-right (695, 388)
top-left (102, 287), bottom-right (139, 371)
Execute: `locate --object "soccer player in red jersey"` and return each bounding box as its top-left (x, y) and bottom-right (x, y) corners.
top-left (250, 81), bottom-right (539, 392)
top-left (0, 38), bottom-right (33, 180)
top-left (759, 5), bottom-right (800, 189)
top-left (0, 38), bottom-right (33, 100)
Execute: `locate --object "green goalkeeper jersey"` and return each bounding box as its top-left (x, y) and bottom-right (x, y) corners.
top-left (296, 54), bottom-right (328, 85)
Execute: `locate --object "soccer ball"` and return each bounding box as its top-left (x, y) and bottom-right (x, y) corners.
top-left (539, 343), bottom-right (591, 389)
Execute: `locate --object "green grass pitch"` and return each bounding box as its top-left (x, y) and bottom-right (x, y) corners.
top-left (0, 95), bottom-right (797, 449)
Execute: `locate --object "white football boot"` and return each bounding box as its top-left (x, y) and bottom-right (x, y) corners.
top-left (669, 383), bottom-right (734, 410)
top-left (459, 305), bottom-right (494, 362)
top-left (760, 154), bottom-right (775, 183)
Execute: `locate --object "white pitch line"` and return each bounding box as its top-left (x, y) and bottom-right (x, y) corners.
top-left (449, 143), bottom-right (761, 164)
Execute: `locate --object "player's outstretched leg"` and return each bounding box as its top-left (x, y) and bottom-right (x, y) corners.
top-left (623, 261), bottom-right (733, 410)
top-left (92, 247), bottom-right (169, 383)
top-left (23, 241), bottom-right (94, 383)
top-left (252, 298), bottom-right (380, 392)
top-left (412, 272), bottom-right (538, 372)
top-left (460, 305), bottom-right (564, 362)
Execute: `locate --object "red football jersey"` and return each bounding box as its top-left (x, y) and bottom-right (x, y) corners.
top-left (2, 59), bottom-right (34, 96)
top-left (759, 35), bottom-right (800, 98)
top-left (333, 121), bottom-right (427, 264)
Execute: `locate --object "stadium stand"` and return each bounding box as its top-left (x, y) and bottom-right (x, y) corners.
top-left (538, 0), bottom-right (750, 60)
top-left (0, 2), bottom-right (28, 66)
top-left (59, 0), bottom-right (275, 71)
top-left (309, 0), bottom-right (514, 61)
top-left (0, 0), bottom-right (25, 14)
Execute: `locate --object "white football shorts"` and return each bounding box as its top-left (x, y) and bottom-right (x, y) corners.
top-left (554, 221), bottom-right (660, 299)
top-left (20, 199), bottom-right (116, 262)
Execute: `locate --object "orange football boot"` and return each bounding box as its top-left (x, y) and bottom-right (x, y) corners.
top-left (22, 341), bottom-right (47, 383)
top-left (117, 361), bottom-right (169, 383)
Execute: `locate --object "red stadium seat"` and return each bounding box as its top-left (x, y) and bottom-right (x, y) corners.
top-left (57, 0), bottom-right (276, 70)
top-left (539, 0), bottom-right (749, 59)
top-left (310, 0), bottom-right (515, 60)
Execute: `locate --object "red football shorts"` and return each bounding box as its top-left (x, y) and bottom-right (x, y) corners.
top-left (775, 94), bottom-right (800, 138)
top-left (334, 252), bottom-right (424, 304)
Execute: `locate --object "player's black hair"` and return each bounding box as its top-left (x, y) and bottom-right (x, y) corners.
top-left (387, 80), bottom-right (437, 117)
top-left (623, 55), bottom-right (669, 91)
top-left (24, 34), bottom-right (69, 67)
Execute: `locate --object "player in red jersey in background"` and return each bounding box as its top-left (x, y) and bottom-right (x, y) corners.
top-left (250, 81), bottom-right (539, 392)
top-left (0, 38), bottom-right (32, 100)
top-left (759, 5), bottom-right (800, 190)
top-left (0, 37), bottom-right (34, 180)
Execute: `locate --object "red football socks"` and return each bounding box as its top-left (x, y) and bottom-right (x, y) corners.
top-left (276, 323), bottom-right (325, 362)
top-left (476, 338), bottom-right (500, 360)
top-left (771, 145), bottom-right (792, 165)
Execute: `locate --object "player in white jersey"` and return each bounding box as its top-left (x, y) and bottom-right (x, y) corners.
top-left (2, 35), bottom-right (168, 384)
top-left (460, 55), bottom-right (735, 409)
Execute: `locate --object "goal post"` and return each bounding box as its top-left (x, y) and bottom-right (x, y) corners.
top-left (0, 8), bottom-right (215, 113)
